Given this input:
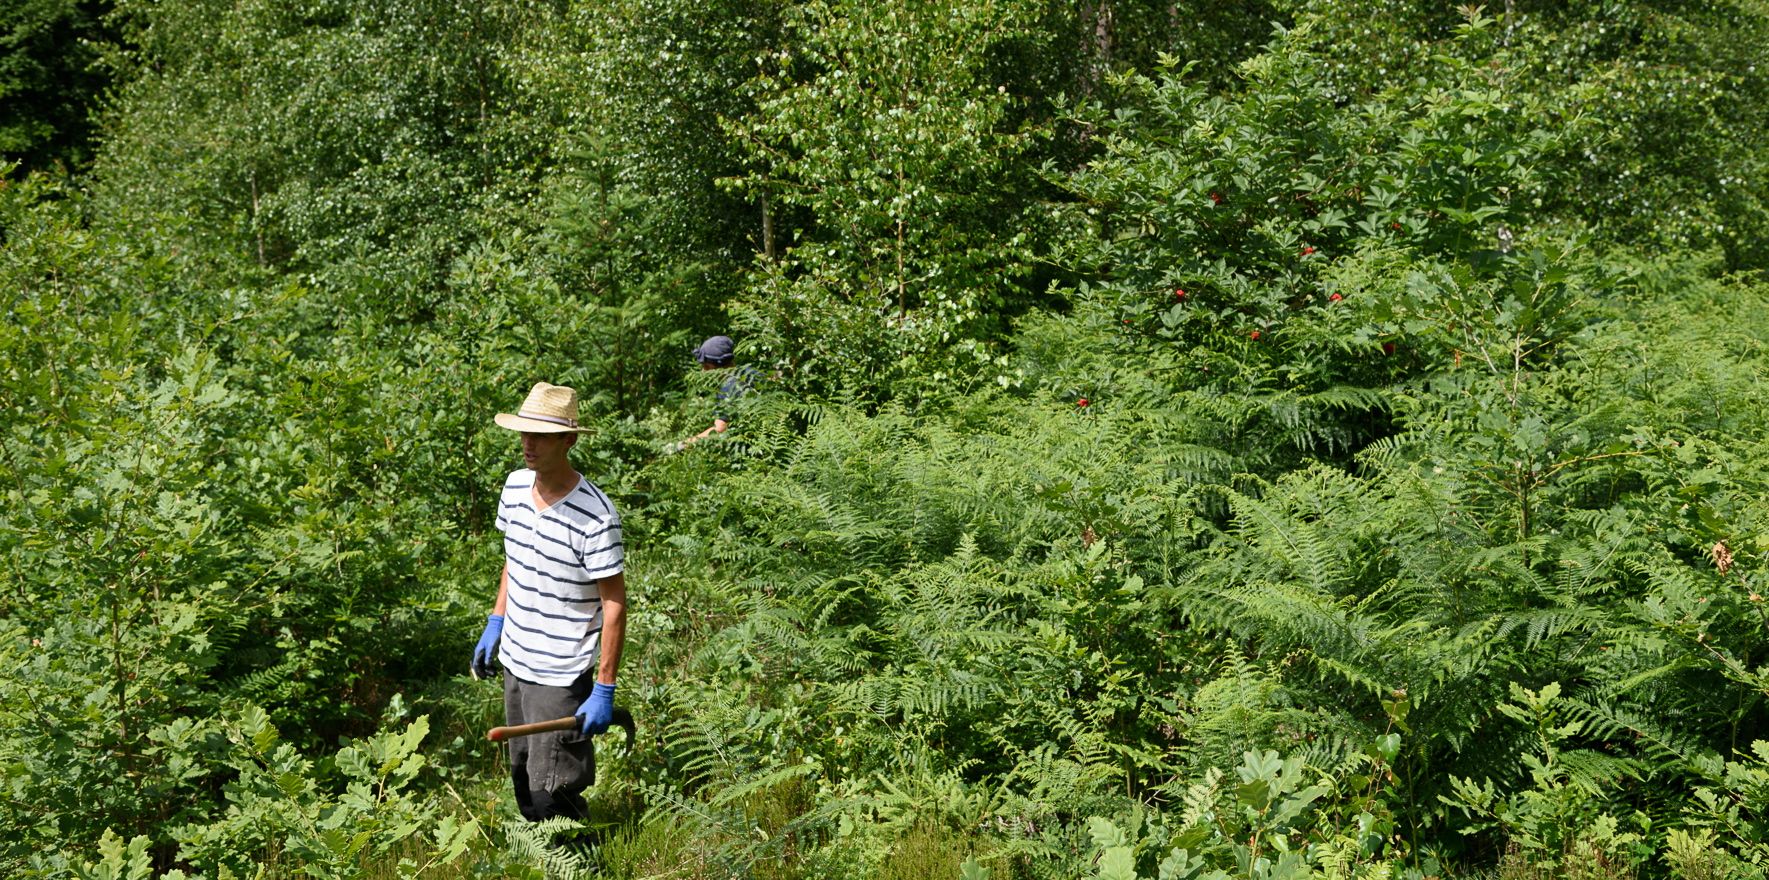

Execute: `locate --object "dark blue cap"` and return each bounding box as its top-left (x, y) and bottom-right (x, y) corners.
top-left (694, 335), bottom-right (735, 365)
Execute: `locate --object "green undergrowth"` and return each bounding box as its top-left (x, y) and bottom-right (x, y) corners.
top-left (10, 1), bottom-right (1769, 877)
top-left (570, 253), bottom-right (1769, 878)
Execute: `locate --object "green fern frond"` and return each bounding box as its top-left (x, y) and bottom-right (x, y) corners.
top-left (1553, 748), bottom-right (1646, 795)
top-left (1560, 697), bottom-right (1715, 768)
top-left (709, 762), bottom-right (822, 808)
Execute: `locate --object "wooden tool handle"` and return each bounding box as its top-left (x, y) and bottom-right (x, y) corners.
top-left (486, 716), bottom-right (578, 742)
top-left (485, 707), bottom-right (637, 744)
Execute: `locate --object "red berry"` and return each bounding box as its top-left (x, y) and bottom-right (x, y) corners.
top-left (1249, 330), bottom-right (1261, 340)
top-left (1174, 288), bottom-right (1187, 301)
top-left (1077, 398), bottom-right (1090, 407)
top-left (1209, 191), bottom-right (1223, 204)
top-left (1382, 342), bottom-right (1396, 355)
top-left (1391, 222), bottom-right (1403, 231)
top-left (1329, 293), bottom-right (1343, 302)
top-left (1302, 245), bottom-right (1316, 256)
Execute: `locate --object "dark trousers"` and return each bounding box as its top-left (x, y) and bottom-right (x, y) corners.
top-left (503, 669), bottom-right (597, 822)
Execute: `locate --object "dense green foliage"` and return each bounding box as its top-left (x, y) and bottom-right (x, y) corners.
top-left (7, 1), bottom-right (1769, 878)
top-left (0, 0), bottom-right (112, 171)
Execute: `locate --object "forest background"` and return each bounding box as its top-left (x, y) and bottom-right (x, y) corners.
top-left (7, 0), bottom-right (1769, 877)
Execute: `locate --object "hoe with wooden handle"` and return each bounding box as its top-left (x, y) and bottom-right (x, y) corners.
top-left (487, 706), bottom-right (636, 749)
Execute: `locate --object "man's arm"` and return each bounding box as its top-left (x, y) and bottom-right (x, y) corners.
top-left (683, 418), bottom-right (730, 446)
top-left (493, 564), bottom-right (509, 616)
top-left (596, 572), bottom-right (627, 684)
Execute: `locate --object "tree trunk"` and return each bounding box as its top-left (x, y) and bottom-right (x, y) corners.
top-left (1079, 0), bottom-right (1115, 96)
top-left (762, 189), bottom-right (775, 262)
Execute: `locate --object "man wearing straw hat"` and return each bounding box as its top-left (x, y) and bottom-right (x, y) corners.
top-left (470, 381), bottom-right (627, 821)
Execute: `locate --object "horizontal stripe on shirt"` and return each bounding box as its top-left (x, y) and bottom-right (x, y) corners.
top-left (542, 513), bottom-right (615, 542)
top-left (582, 559), bottom-right (623, 579)
top-left (506, 588), bottom-right (598, 625)
top-left (505, 567), bottom-right (599, 605)
top-left (502, 623), bottom-right (603, 671)
top-left (508, 617), bottom-right (601, 644)
top-left (502, 511), bottom-right (621, 546)
top-left (509, 578), bottom-right (600, 606)
top-left (504, 625), bottom-right (602, 659)
top-left (498, 645), bottom-right (593, 682)
top-left (560, 499), bottom-right (605, 522)
top-left (506, 532), bottom-right (624, 566)
top-left (505, 538), bottom-right (593, 577)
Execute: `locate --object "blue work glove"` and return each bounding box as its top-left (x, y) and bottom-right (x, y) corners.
top-left (472, 614), bottom-right (504, 679)
top-left (576, 682), bottom-right (617, 736)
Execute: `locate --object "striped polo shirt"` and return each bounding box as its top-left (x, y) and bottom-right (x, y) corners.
top-left (494, 469), bottom-right (623, 686)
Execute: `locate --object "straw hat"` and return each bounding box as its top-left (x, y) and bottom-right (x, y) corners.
top-left (494, 382), bottom-right (592, 434)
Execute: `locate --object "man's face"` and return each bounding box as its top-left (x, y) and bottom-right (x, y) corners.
top-left (520, 431), bottom-right (574, 470)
